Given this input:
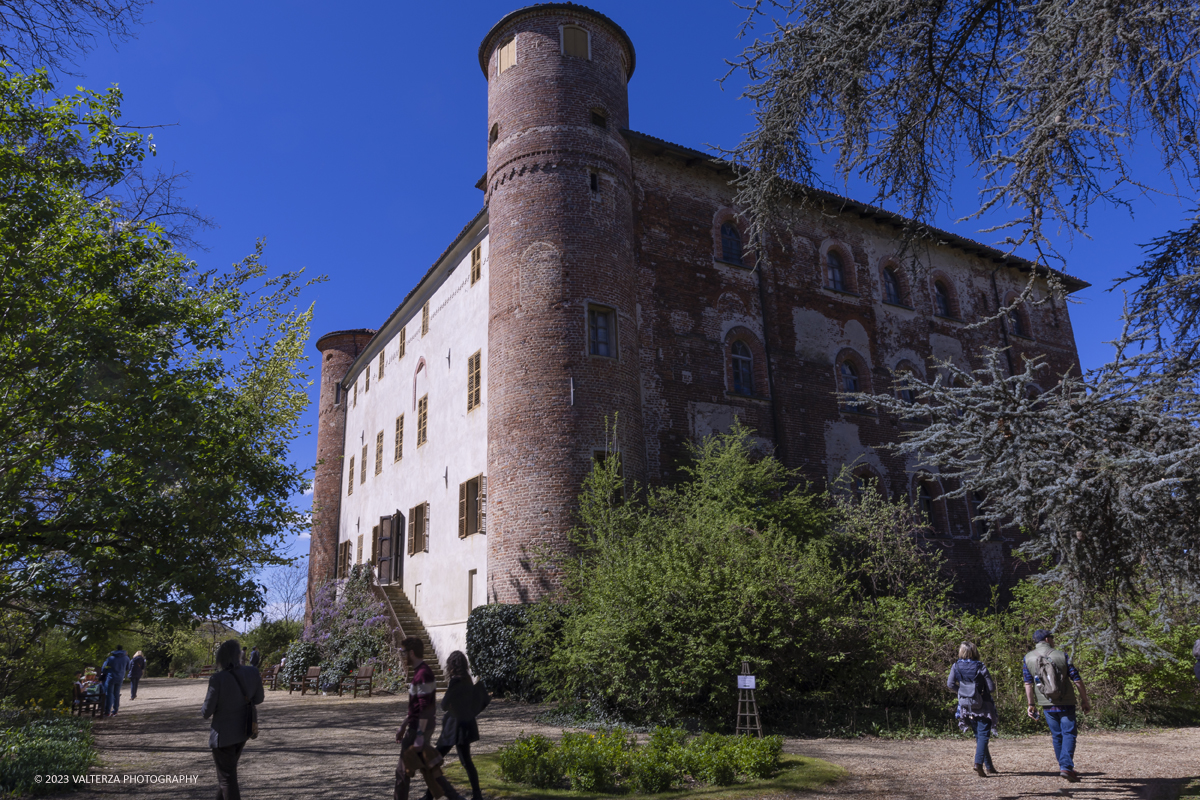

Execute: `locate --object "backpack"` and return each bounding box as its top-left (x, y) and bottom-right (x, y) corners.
top-left (955, 662), bottom-right (986, 713)
top-left (1033, 653), bottom-right (1066, 702)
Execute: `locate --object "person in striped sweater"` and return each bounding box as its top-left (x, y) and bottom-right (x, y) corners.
top-left (395, 638), bottom-right (463, 800)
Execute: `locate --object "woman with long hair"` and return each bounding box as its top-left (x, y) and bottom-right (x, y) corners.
top-left (429, 650), bottom-right (486, 800)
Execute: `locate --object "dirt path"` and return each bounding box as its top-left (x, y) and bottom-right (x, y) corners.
top-left (58, 678), bottom-right (1200, 799)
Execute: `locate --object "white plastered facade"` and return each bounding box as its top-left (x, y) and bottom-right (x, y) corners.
top-left (337, 219), bottom-right (490, 668)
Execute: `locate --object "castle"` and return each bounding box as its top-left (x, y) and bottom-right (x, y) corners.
top-left (306, 3), bottom-right (1086, 666)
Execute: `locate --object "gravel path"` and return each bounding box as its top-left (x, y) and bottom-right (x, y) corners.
top-left (57, 678), bottom-right (1200, 799)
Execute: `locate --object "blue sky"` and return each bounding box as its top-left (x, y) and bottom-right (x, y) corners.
top-left (69, 1), bottom-right (1186, 564)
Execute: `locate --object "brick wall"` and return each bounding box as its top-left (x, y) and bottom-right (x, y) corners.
top-left (306, 329), bottom-right (375, 622)
top-left (482, 6), bottom-right (646, 604)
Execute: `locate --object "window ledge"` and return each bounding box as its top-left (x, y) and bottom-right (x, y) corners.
top-left (713, 257), bottom-right (751, 270)
top-left (823, 287), bottom-right (861, 298)
top-left (587, 353), bottom-right (619, 362)
top-left (882, 301), bottom-right (915, 311)
top-left (841, 408), bottom-right (877, 418)
top-left (934, 314), bottom-right (964, 323)
top-left (725, 391), bottom-right (771, 404)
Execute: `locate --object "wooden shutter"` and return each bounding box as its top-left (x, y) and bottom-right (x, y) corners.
top-left (398, 327), bottom-right (406, 359)
top-left (459, 481), bottom-right (468, 538)
top-left (479, 475), bottom-right (487, 535)
top-left (471, 245), bottom-right (481, 284)
top-left (365, 365), bottom-right (370, 393)
top-left (407, 506), bottom-right (416, 556)
top-left (361, 446), bottom-right (367, 483)
top-left (422, 302), bottom-right (429, 335)
top-left (378, 351), bottom-right (385, 379)
top-left (371, 525), bottom-right (381, 571)
top-left (347, 457), bottom-right (354, 495)
top-left (423, 502), bottom-right (430, 553)
top-left (498, 38), bottom-right (515, 74)
top-left (375, 432), bottom-right (384, 474)
top-left (564, 26), bottom-right (588, 58)
top-left (394, 415), bottom-right (404, 462)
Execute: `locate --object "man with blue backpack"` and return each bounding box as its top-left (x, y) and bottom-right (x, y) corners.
top-left (1024, 629), bottom-right (1092, 784)
top-left (100, 644), bottom-right (131, 718)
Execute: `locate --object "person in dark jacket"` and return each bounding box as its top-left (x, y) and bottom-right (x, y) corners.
top-left (947, 641), bottom-right (998, 777)
top-left (248, 646), bottom-right (261, 669)
top-left (200, 639), bottom-right (264, 800)
top-left (101, 645), bottom-right (131, 717)
top-left (1192, 639), bottom-right (1200, 685)
top-left (128, 651), bottom-right (147, 700)
top-left (421, 651), bottom-right (486, 800)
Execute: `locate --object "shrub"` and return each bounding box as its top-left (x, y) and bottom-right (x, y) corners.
top-left (279, 639), bottom-right (320, 686)
top-left (730, 734), bottom-right (783, 779)
top-left (466, 604), bottom-right (530, 698)
top-left (558, 730), bottom-right (633, 792)
top-left (0, 709), bottom-right (94, 796)
top-left (497, 733), bottom-right (561, 788)
top-left (628, 749), bottom-right (678, 793)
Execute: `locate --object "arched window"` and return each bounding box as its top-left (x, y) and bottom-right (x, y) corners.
top-left (731, 340), bottom-right (753, 395)
top-left (971, 491), bottom-right (989, 538)
top-left (489, 123), bottom-right (499, 147)
top-left (933, 280), bottom-right (953, 317)
top-left (883, 267), bottom-right (903, 305)
top-left (1009, 308), bottom-right (1027, 337)
top-left (895, 368), bottom-right (918, 405)
top-left (720, 222), bottom-right (743, 264)
top-left (840, 360), bottom-right (860, 393)
top-left (826, 250), bottom-right (847, 291)
top-left (918, 482), bottom-right (937, 529)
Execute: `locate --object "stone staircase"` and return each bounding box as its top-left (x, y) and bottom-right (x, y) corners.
top-left (379, 583), bottom-right (445, 687)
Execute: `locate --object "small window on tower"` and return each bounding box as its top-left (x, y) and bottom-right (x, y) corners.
top-left (588, 305), bottom-right (616, 358)
top-left (562, 25), bottom-right (589, 59)
top-left (489, 123), bottom-right (499, 147)
top-left (498, 38), bottom-right (516, 74)
top-left (590, 110), bottom-right (607, 129)
top-left (590, 172), bottom-right (599, 193)
top-left (721, 222), bottom-right (743, 265)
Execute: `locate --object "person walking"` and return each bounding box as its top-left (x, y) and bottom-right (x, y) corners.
top-left (248, 646), bottom-right (261, 669)
top-left (128, 651), bottom-right (147, 700)
top-left (101, 645), bottom-right (131, 717)
top-left (395, 637), bottom-right (463, 800)
top-left (201, 639), bottom-right (264, 800)
top-left (1192, 638), bottom-right (1200, 685)
top-left (422, 651), bottom-right (487, 800)
top-left (1024, 629), bottom-right (1091, 783)
top-left (947, 641), bottom-right (998, 777)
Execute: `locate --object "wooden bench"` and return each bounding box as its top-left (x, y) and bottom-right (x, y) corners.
top-left (72, 683), bottom-right (100, 717)
top-left (199, 665), bottom-right (215, 678)
top-left (261, 664), bottom-right (280, 690)
top-left (338, 664), bottom-right (375, 698)
top-left (289, 666), bottom-right (320, 695)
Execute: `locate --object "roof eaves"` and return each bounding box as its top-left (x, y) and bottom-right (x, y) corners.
top-left (622, 129), bottom-right (1090, 293)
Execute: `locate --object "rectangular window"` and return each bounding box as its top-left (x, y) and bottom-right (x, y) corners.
top-left (588, 306), bottom-right (616, 358)
top-left (470, 245), bottom-right (482, 285)
top-left (356, 534), bottom-right (363, 565)
top-left (467, 350), bottom-right (482, 412)
top-left (347, 457), bottom-right (354, 496)
top-left (468, 568), bottom-right (480, 615)
top-left (394, 415), bottom-right (404, 462)
top-left (498, 38), bottom-right (516, 74)
top-left (337, 540), bottom-right (351, 578)
top-left (365, 365), bottom-right (370, 393)
top-left (399, 327), bottom-right (406, 359)
top-left (422, 302), bottom-right (430, 336)
top-left (562, 25), bottom-right (589, 58)
top-left (375, 431), bottom-right (384, 475)
top-left (459, 474), bottom-right (485, 537)
top-left (334, 383), bottom-right (342, 405)
top-left (360, 445), bottom-right (367, 483)
top-left (407, 502), bottom-right (429, 555)
top-left (417, 395), bottom-right (428, 447)
top-left (378, 351), bottom-right (385, 379)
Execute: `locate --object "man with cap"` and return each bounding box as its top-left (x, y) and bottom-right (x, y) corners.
top-left (1023, 629), bottom-right (1091, 783)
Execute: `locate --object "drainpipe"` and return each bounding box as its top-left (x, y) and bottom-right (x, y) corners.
top-left (990, 268), bottom-right (1016, 376)
top-left (754, 257), bottom-right (786, 464)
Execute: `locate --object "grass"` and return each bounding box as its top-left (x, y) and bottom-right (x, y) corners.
top-left (442, 753), bottom-right (846, 800)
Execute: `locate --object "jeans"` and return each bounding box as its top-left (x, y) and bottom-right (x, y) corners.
top-left (129, 676), bottom-right (140, 699)
top-left (101, 678), bottom-right (123, 715)
top-left (1043, 708), bottom-right (1078, 770)
top-left (972, 717), bottom-right (995, 769)
top-left (212, 741), bottom-right (245, 800)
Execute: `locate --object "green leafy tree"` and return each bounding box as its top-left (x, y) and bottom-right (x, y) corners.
top-left (0, 69), bottom-right (316, 648)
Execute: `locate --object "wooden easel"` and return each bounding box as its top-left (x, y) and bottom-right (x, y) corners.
top-left (735, 660), bottom-right (762, 737)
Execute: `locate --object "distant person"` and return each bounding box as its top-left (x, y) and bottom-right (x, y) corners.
top-left (1024, 629), bottom-right (1091, 784)
top-left (947, 641), bottom-right (998, 777)
top-left (101, 644), bottom-right (131, 717)
top-left (1193, 639), bottom-right (1200, 685)
top-left (201, 639), bottom-right (264, 800)
top-left (129, 651), bottom-right (147, 700)
top-left (248, 646), bottom-right (261, 669)
top-left (395, 637), bottom-right (463, 800)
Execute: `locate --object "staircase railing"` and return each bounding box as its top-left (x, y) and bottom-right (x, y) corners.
top-left (367, 568), bottom-right (407, 647)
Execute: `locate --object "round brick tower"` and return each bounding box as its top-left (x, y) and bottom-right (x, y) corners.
top-left (479, 5), bottom-right (645, 603)
top-left (306, 328), bottom-right (375, 621)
